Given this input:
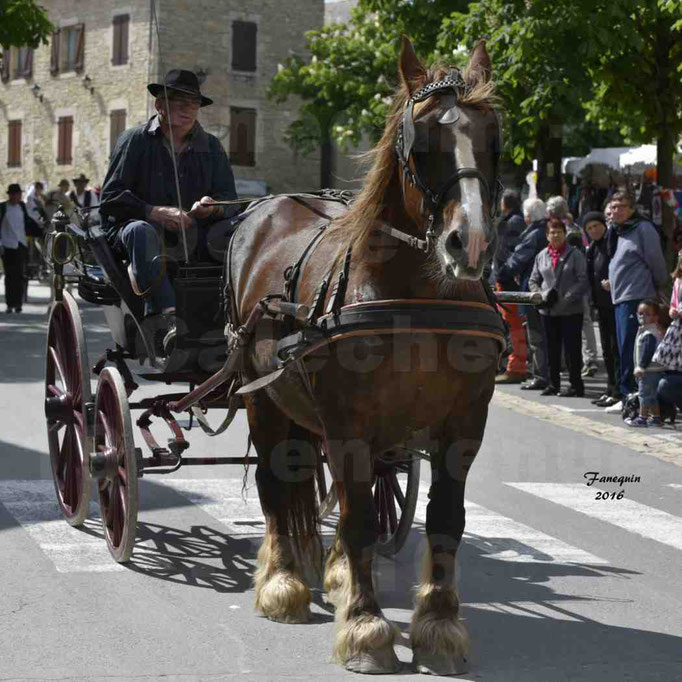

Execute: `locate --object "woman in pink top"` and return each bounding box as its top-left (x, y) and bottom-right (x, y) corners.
top-left (656, 251), bottom-right (682, 415)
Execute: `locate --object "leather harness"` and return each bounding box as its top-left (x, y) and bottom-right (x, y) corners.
top-left (224, 81), bottom-right (509, 386)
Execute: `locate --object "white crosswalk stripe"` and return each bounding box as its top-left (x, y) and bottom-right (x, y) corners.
top-left (413, 483), bottom-right (609, 565)
top-left (158, 478), bottom-right (265, 536)
top-left (8, 478), bottom-right (682, 572)
top-left (507, 482), bottom-right (682, 552)
top-left (0, 480), bottom-right (124, 572)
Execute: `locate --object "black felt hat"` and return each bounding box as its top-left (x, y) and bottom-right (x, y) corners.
top-left (147, 69), bottom-right (213, 107)
top-left (581, 211), bottom-right (607, 228)
top-left (7, 183), bottom-right (21, 194)
top-left (72, 172), bottom-right (89, 183)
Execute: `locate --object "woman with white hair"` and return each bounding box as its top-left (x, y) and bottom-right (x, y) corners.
top-left (495, 197), bottom-right (550, 389)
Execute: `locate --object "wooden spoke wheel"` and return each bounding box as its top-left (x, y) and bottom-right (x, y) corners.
top-left (94, 367), bottom-right (138, 563)
top-left (45, 291), bottom-right (92, 526)
top-left (315, 444), bottom-right (421, 556)
top-left (374, 452), bottom-right (420, 557)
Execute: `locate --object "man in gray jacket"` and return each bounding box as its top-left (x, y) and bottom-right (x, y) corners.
top-left (605, 191), bottom-right (668, 408)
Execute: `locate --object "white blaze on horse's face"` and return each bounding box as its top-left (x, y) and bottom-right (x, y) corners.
top-left (443, 108), bottom-right (494, 280)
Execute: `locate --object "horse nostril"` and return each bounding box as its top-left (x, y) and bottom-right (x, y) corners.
top-left (445, 231), bottom-right (463, 254)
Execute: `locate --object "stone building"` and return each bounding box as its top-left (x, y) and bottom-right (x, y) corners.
top-left (0, 0), bottom-right (323, 196)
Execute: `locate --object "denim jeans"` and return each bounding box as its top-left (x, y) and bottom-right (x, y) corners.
top-left (120, 220), bottom-right (176, 315)
top-left (638, 371), bottom-right (664, 407)
top-left (614, 299), bottom-right (641, 398)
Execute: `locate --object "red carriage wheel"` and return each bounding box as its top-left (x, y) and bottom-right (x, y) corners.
top-left (45, 291), bottom-right (92, 526)
top-left (316, 444), bottom-right (420, 555)
top-left (94, 367), bottom-right (138, 563)
top-left (373, 452), bottom-right (420, 557)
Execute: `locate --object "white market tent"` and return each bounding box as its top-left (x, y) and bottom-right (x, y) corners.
top-left (619, 144), bottom-right (658, 170)
top-left (562, 147), bottom-right (632, 175)
top-left (562, 144), bottom-right (682, 177)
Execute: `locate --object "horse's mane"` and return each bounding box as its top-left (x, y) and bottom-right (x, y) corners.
top-left (328, 62), bottom-right (497, 253)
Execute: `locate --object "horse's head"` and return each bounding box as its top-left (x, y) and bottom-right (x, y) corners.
top-left (396, 37), bottom-right (501, 281)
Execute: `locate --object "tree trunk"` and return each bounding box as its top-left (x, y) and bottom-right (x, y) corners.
top-left (657, 128), bottom-right (675, 267)
top-left (320, 128), bottom-right (332, 190)
top-left (654, 15), bottom-right (676, 268)
top-left (536, 118), bottom-right (563, 198)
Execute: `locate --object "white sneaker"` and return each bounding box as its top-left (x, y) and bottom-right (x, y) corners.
top-left (604, 400), bottom-right (623, 414)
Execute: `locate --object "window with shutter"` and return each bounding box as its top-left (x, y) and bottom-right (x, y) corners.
top-left (231, 21), bottom-right (257, 72)
top-left (57, 116), bottom-right (73, 165)
top-left (229, 107), bottom-right (256, 166)
top-left (109, 109), bottom-right (127, 154)
top-left (1, 49), bottom-right (9, 83)
top-left (59, 25), bottom-right (84, 73)
top-left (8, 121), bottom-right (22, 167)
top-left (112, 15), bottom-right (129, 66)
top-left (73, 24), bottom-right (85, 73)
top-left (21, 48), bottom-right (33, 78)
top-left (50, 30), bottom-right (60, 75)
top-left (8, 47), bottom-right (32, 79)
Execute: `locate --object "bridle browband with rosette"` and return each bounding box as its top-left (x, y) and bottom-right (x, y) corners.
top-left (386, 70), bottom-right (502, 253)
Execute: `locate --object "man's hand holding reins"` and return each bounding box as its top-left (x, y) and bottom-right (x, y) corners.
top-left (189, 196), bottom-right (222, 220)
top-left (149, 206), bottom-right (193, 232)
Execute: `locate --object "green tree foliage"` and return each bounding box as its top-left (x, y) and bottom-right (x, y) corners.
top-left (0, 0), bottom-right (53, 49)
top-left (582, 0), bottom-right (682, 244)
top-left (268, 0), bottom-right (469, 183)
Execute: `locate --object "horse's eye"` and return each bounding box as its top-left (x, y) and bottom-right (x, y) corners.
top-left (438, 106), bottom-right (459, 125)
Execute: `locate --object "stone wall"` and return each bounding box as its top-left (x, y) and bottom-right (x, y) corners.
top-left (0, 0), bottom-right (323, 195)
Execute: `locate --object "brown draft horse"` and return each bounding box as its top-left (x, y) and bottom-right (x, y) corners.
top-left (229, 37), bottom-right (502, 674)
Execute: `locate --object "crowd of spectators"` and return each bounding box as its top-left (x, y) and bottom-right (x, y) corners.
top-left (493, 189), bottom-right (682, 427)
top-left (0, 177), bottom-right (101, 313)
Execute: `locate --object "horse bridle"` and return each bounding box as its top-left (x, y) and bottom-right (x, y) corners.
top-left (391, 70), bottom-right (503, 253)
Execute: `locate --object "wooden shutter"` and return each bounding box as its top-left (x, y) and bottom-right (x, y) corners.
top-left (229, 108), bottom-right (256, 166)
top-left (109, 109), bottom-right (127, 154)
top-left (74, 24), bottom-right (85, 73)
top-left (50, 30), bottom-right (60, 75)
top-left (231, 21), bottom-right (257, 72)
top-left (1, 49), bottom-right (10, 82)
top-left (112, 15), bottom-right (129, 65)
top-left (21, 48), bottom-right (33, 78)
top-left (8, 121), bottom-right (21, 167)
top-left (57, 116), bottom-right (73, 165)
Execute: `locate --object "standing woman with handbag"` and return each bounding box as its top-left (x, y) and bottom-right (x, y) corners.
top-left (655, 251), bottom-right (682, 412)
top-left (529, 218), bottom-right (589, 396)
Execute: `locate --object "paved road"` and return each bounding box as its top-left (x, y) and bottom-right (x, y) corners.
top-left (1, 284), bottom-right (681, 681)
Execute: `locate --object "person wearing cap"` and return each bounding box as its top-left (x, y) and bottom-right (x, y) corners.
top-left (99, 69), bottom-right (238, 357)
top-left (43, 179), bottom-right (74, 223)
top-left (0, 184), bottom-right (43, 313)
top-left (584, 211), bottom-right (620, 406)
top-left (69, 173), bottom-right (100, 225)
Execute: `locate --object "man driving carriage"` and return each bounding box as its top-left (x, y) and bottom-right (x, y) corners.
top-left (100, 69), bottom-right (239, 357)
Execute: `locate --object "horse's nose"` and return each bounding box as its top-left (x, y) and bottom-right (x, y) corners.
top-left (466, 228), bottom-right (489, 269)
top-left (445, 229), bottom-right (489, 269)
top-left (445, 230), bottom-right (463, 256)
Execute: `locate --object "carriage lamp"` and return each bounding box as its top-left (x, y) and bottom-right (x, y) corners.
top-left (31, 83), bottom-right (44, 102)
top-left (82, 74), bottom-right (94, 94)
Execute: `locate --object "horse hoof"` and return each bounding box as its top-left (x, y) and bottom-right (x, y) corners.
top-left (267, 608), bottom-right (310, 624)
top-left (345, 648), bottom-right (400, 674)
top-left (413, 651), bottom-right (468, 676)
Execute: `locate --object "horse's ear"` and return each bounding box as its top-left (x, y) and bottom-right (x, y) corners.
top-left (398, 35), bottom-right (427, 95)
top-left (466, 40), bottom-right (492, 85)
